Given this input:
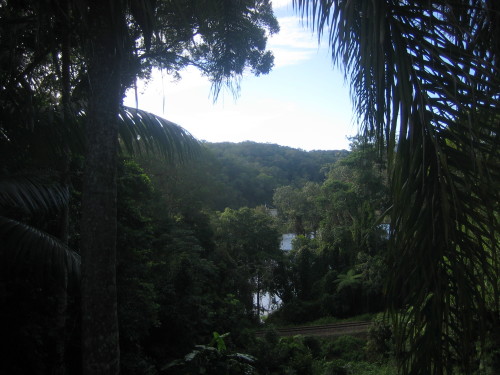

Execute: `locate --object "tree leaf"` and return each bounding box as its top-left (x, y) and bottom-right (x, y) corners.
top-left (0, 216), bottom-right (80, 284)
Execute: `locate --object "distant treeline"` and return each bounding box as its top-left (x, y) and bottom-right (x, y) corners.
top-left (140, 141), bottom-right (349, 211)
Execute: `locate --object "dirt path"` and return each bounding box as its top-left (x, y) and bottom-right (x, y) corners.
top-left (255, 321), bottom-right (372, 338)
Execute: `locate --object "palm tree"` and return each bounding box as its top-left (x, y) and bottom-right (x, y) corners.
top-left (2, 1), bottom-right (279, 371)
top-left (0, 106), bottom-right (200, 374)
top-left (0, 106), bottom-right (200, 276)
top-left (80, 0), bottom-right (278, 370)
top-left (294, 1), bottom-right (499, 374)
top-left (0, 176), bottom-right (80, 282)
top-left (0, 174), bottom-right (79, 375)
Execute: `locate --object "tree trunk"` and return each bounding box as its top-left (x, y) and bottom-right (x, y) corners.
top-left (80, 1), bottom-right (124, 373)
top-left (256, 273), bottom-right (261, 318)
top-left (58, 13), bottom-right (72, 245)
top-left (50, 270), bottom-right (68, 375)
top-left (52, 7), bottom-right (72, 372)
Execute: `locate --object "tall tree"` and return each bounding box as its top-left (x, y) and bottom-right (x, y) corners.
top-left (273, 182), bottom-right (321, 236)
top-left (80, 3), bottom-right (124, 372)
top-left (79, 1), bottom-right (278, 373)
top-left (295, 0), bottom-right (499, 373)
top-left (1, 1), bottom-right (279, 373)
top-left (213, 207), bottom-right (282, 318)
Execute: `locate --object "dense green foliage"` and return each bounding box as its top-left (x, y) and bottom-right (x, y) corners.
top-left (104, 149), bottom-right (390, 373)
top-left (268, 141), bottom-right (389, 323)
top-left (296, 1), bottom-right (500, 374)
top-left (2, 133), bottom-right (497, 374)
top-left (249, 330), bottom-right (396, 375)
top-left (205, 142), bottom-right (348, 208)
top-left (0, 134), bottom-right (392, 374)
top-left (139, 141), bottom-right (348, 211)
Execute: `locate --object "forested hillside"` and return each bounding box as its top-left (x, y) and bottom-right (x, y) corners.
top-left (2, 129), bottom-right (395, 374)
top-left (207, 141), bottom-right (348, 186)
top-left (139, 141), bottom-right (348, 211)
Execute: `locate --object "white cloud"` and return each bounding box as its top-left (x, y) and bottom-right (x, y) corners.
top-left (271, 48), bottom-right (314, 67)
top-left (271, 0), bottom-right (293, 10)
top-left (270, 17), bottom-right (317, 49)
top-left (268, 14), bottom-right (321, 67)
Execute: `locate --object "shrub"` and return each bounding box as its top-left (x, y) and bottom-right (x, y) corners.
top-left (322, 336), bottom-right (365, 362)
top-left (365, 314), bottom-right (393, 360)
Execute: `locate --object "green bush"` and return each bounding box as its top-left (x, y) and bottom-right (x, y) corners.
top-left (163, 332), bottom-right (258, 375)
top-left (266, 299), bottom-right (324, 325)
top-left (303, 336), bottom-right (322, 358)
top-left (251, 335), bottom-right (314, 374)
top-left (276, 337), bottom-right (314, 375)
top-left (322, 336), bottom-right (366, 362)
top-left (317, 360), bottom-right (348, 375)
top-left (365, 314), bottom-right (393, 360)
top-left (250, 330), bottom-right (397, 375)
top-left (343, 361), bottom-right (396, 375)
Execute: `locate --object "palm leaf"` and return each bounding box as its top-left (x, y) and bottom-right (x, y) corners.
top-left (0, 175), bottom-right (69, 216)
top-left (118, 106), bottom-right (201, 162)
top-left (0, 174), bottom-right (78, 286)
top-left (0, 215), bottom-right (80, 284)
top-left (336, 269), bottom-right (362, 292)
top-left (2, 105), bottom-right (200, 166)
top-left (294, 1), bottom-right (500, 373)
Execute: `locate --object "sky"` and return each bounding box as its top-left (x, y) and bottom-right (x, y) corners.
top-left (124, 0), bottom-right (357, 151)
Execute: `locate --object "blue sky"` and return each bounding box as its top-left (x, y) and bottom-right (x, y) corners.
top-left (124, 0), bottom-right (357, 151)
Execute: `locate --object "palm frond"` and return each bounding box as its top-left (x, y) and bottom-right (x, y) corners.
top-left (119, 106), bottom-right (201, 162)
top-left (0, 215), bottom-right (80, 284)
top-left (294, 0), bottom-right (500, 373)
top-left (0, 175), bottom-right (69, 216)
top-left (336, 269), bottom-right (362, 292)
top-left (2, 104), bottom-right (200, 166)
